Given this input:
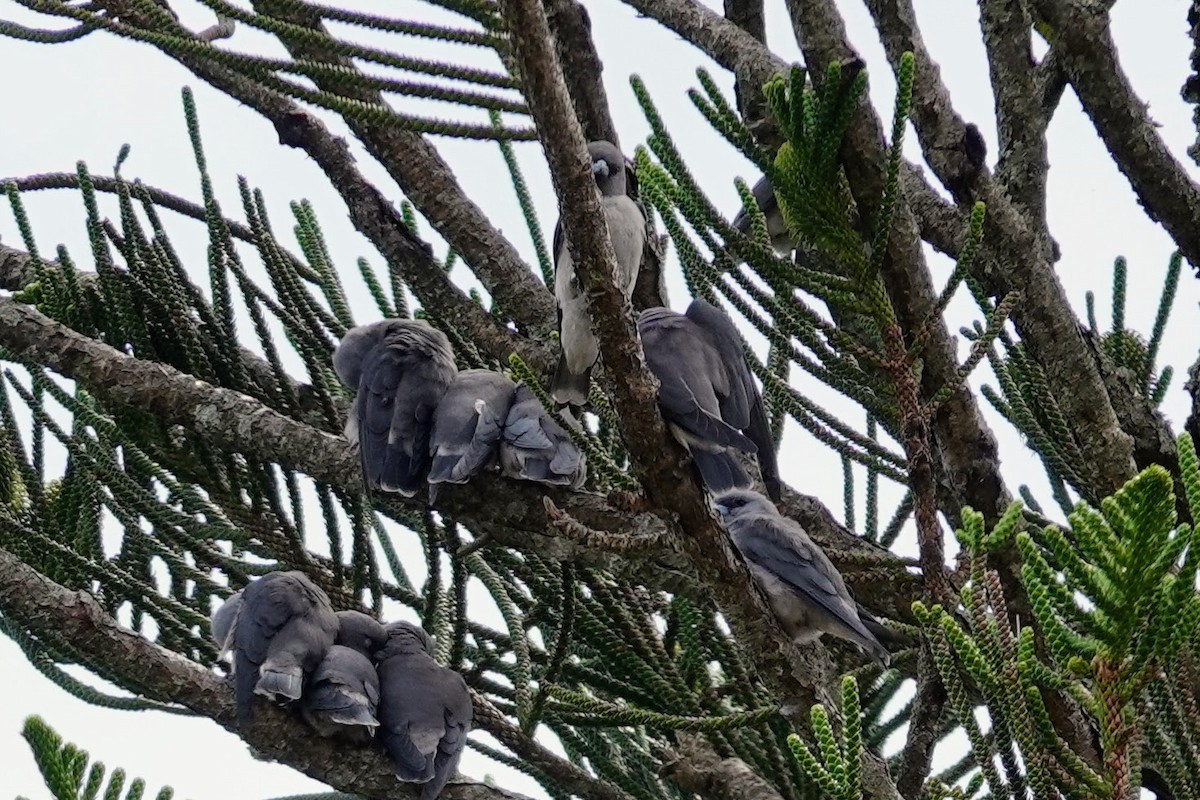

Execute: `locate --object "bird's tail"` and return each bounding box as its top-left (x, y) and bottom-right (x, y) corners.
top-left (551, 355), bottom-right (591, 409)
top-left (746, 395), bottom-right (783, 502)
top-left (325, 700), bottom-right (380, 730)
top-left (255, 662), bottom-right (304, 702)
top-left (856, 605), bottom-right (913, 667)
top-left (234, 651), bottom-right (257, 727)
top-left (690, 450), bottom-right (752, 496)
top-left (376, 447), bottom-right (422, 496)
top-left (427, 454), bottom-right (464, 485)
top-left (381, 731), bottom-right (436, 782)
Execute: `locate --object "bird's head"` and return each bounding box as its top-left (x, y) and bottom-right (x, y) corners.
top-left (713, 489), bottom-right (777, 522)
top-left (335, 610), bottom-right (388, 657)
top-left (587, 140), bottom-right (627, 196)
top-left (378, 620), bottom-right (435, 660)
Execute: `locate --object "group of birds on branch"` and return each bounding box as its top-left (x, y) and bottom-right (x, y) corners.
top-left (328, 140), bottom-right (899, 661)
top-left (211, 572), bottom-right (471, 800)
top-left (204, 141), bottom-right (900, 794)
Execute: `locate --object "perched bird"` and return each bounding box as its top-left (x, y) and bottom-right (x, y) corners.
top-left (638, 299), bottom-right (781, 500)
top-left (229, 570), bottom-right (339, 724)
top-left (300, 610), bottom-right (387, 741)
top-left (428, 369), bottom-right (518, 498)
top-left (731, 176), bottom-right (796, 255)
top-left (551, 140), bottom-right (647, 408)
top-left (376, 622), bottom-right (472, 800)
top-left (209, 588), bottom-right (243, 665)
top-left (715, 489), bottom-right (891, 665)
top-left (334, 609), bottom-right (388, 654)
top-left (333, 319), bottom-right (459, 495)
top-left (499, 385), bottom-right (586, 489)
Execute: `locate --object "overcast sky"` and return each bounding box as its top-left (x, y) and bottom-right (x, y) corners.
top-left (0, 0), bottom-right (1195, 797)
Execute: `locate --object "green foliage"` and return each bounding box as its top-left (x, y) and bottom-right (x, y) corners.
top-left (21, 715), bottom-right (181, 800)
top-left (787, 677), bottom-right (865, 800)
top-left (914, 440), bottom-right (1200, 798)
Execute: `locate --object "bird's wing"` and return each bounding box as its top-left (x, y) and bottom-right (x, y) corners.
top-left (732, 516), bottom-right (862, 631)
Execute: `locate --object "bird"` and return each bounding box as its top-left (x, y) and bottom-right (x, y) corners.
top-left (376, 621), bottom-right (473, 799)
top-left (228, 570), bottom-right (340, 725)
top-left (334, 609), bottom-right (388, 654)
top-left (714, 489), bottom-right (891, 665)
top-left (637, 298), bottom-right (781, 500)
top-left (209, 588), bottom-right (243, 666)
top-left (499, 384), bottom-right (586, 489)
top-left (300, 611), bottom-right (388, 742)
top-left (731, 175), bottom-right (796, 255)
top-left (551, 140), bottom-right (647, 409)
top-left (428, 369), bottom-right (518, 499)
top-left (333, 319), bottom-right (459, 495)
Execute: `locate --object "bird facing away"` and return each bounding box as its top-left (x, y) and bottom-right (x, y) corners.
top-left (714, 489), bottom-right (890, 665)
top-left (731, 175), bottom-right (796, 255)
top-left (209, 588), bottom-right (243, 666)
top-left (333, 319), bottom-right (459, 496)
top-left (300, 644), bottom-right (381, 742)
top-left (637, 299), bottom-right (781, 501)
top-left (551, 140), bottom-right (647, 409)
top-left (228, 570), bottom-right (340, 725)
top-left (376, 621), bottom-right (473, 800)
top-left (499, 384), bottom-right (586, 489)
top-left (428, 369), bottom-right (518, 497)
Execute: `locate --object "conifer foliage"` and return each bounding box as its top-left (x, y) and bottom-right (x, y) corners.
top-left (1, 0), bottom-right (1199, 799)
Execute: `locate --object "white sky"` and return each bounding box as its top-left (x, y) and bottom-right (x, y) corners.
top-left (0, 0), bottom-right (1195, 797)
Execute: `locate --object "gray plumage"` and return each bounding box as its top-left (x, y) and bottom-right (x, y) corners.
top-left (428, 369), bottom-right (518, 495)
top-left (715, 489), bottom-right (890, 665)
top-left (334, 609), bottom-right (388, 655)
top-left (499, 385), bottom-right (586, 488)
top-left (732, 175), bottom-right (796, 254)
top-left (209, 589), bottom-right (243, 664)
top-left (638, 299), bottom-right (781, 501)
top-left (376, 622), bottom-right (472, 799)
top-left (333, 319), bottom-right (459, 496)
top-left (229, 570), bottom-right (339, 725)
top-left (551, 140), bottom-right (647, 408)
top-left (300, 644), bottom-right (381, 742)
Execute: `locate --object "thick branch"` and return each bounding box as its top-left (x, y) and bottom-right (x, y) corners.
top-left (0, 546), bottom-right (532, 800)
top-left (791, 0), bottom-right (1138, 498)
top-left (978, 0), bottom-right (1052, 219)
top-left (544, 0), bottom-right (620, 146)
top-left (660, 733), bottom-right (785, 800)
top-left (1034, 0), bottom-right (1200, 274)
top-left (0, 297), bottom-right (916, 617)
top-left (495, 9), bottom-right (901, 799)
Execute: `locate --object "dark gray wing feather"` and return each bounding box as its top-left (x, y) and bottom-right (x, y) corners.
top-left (686, 299), bottom-right (781, 499)
top-left (429, 370), bottom-right (517, 485)
top-left (731, 516), bottom-right (869, 639)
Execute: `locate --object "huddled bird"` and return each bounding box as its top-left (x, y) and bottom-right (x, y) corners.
top-left (638, 299), bottom-right (781, 501)
top-left (210, 578), bottom-right (472, 799)
top-left (333, 319), bottom-right (458, 496)
top-left (428, 369), bottom-right (518, 499)
top-left (376, 621), bottom-right (473, 800)
top-left (226, 570), bottom-right (339, 725)
top-left (731, 175), bottom-right (797, 255)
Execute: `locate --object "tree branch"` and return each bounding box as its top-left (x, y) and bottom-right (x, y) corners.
top-left (70, 0), bottom-right (551, 368)
top-left (659, 733), bottom-right (785, 800)
top-left (0, 546), bottom-right (536, 800)
top-left (1034, 0), bottom-right (1200, 275)
top-left (0, 296), bottom-right (916, 618)
top-left (978, 0), bottom-right (1052, 220)
top-left (796, 0), bottom-right (1139, 498)
top-left (244, 0), bottom-right (557, 338)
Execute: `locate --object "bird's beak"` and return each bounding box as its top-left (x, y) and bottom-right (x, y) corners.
top-left (592, 160), bottom-right (609, 177)
top-left (714, 503), bottom-right (730, 517)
